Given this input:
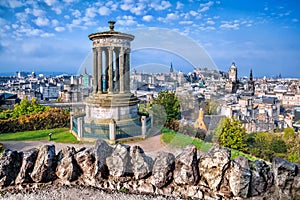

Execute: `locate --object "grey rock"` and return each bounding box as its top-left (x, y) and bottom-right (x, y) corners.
top-left (174, 145), bottom-right (199, 185)
top-left (15, 148), bottom-right (38, 184)
top-left (31, 145), bottom-right (57, 183)
top-left (56, 146), bottom-right (81, 182)
top-left (94, 139), bottom-right (113, 180)
top-left (198, 146), bottom-right (231, 191)
top-left (74, 148), bottom-right (96, 183)
top-left (137, 182), bottom-right (155, 194)
top-left (272, 157), bottom-right (297, 200)
top-left (130, 145), bottom-right (153, 180)
top-left (229, 156), bottom-right (251, 198)
top-left (292, 163), bottom-right (300, 200)
top-left (0, 149), bottom-right (22, 186)
top-left (249, 160), bottom-right (273, 196)
top-left (106, 144), bottom-right (133, 178)
top-left (151, 151), bottom-right (175, 188)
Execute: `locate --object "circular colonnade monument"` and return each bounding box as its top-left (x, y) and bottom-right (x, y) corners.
top-left (72, 21), bottom-right (150, 143)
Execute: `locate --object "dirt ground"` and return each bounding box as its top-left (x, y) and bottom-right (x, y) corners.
top-left (1, 134), bottom-right (182, 157)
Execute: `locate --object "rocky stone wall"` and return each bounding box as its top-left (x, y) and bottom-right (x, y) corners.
top-left (0, 139), bottom-right (299, 200)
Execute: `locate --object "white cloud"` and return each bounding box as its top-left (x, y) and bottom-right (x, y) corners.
top-left (72, 10), bottom-right (81, 18)
top-left (0, 0), bottom-right (23, 8)
top-left (85, 7), bottom-right (97, 18)
top-left (63, 0), bottom-right (77, 3)
top-left (179, 20), bottom-right (193, 25)
top-left (12, 24), bottom-right (19, 29)
top-left (142, 15), bottom-right (153, 22)
top-left (292, 18), bottom-right (298, 23)
top-left (41, 33), bottom-right (55, 37)
top-left (166, 13), bottom-right (179, 20)
top-left (120, 2), bottom-right (132, 11)
top-left (52, 6), bottom-right (62, 14)
top-left (54, 26), bottom-right (65, 32)
top-left (44, 0), bottom-right (56, 6)
top-left (64, 15), bottom-right (70, 19)
top-left (190, 10), bottom-right (198, 17)
top-left (220, 23), bottom-right (239, 30)
top-left (176, 1), bottom-right (184, 9)
top-left (130, 3), bottom-right (146, 15)
top-left (32, 8), bottom-right (45, 17)
top-left (117, 15), bottom-right (137, 26)
top-left (151, 0), bottom-right (171, 11)
top-left (207, 19), bottom-right (215, 25)
top-left (199, 6), bottom-right (209, 12)
top-left (51, 19), bottom-right (59, 26)
top-left (199, 1), bottom-right (213, 12)
top-left (16, 12), bottom-right (28, 23)
top-left (98, 6), bottom-right (111, 16)
top-left (200, 1), bottom-right (214, 7)
top-left (34, 17), bottom-right (49, 26)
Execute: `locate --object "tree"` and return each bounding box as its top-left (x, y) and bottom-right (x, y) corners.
top-left (215, 117), bottom-right (247, 151)
top-left (199, 99), bottom-right (219, 115)
top-left (283, 127), bottom-right (296, 140)
top-left (152, 90), bottom-right (180, 123)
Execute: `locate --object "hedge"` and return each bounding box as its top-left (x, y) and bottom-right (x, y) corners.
top-left (0, 108), bottom-right (70, 134)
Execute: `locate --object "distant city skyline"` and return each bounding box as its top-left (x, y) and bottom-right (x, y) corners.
top-left (0, 0), bottom-right (299, 77)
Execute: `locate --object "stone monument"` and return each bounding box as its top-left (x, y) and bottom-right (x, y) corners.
top-left (71, 21), bottom-right (150, 143)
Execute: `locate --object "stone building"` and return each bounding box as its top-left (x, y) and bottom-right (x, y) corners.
top-left (225, 62), bottom-right (239, 93)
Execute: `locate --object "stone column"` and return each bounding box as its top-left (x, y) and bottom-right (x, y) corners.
top-left (108, 46), bottom-right (114, 94)
top-left (119, 48), bottom-right (125, 93)
top-left (77, 117), bottom-right (83, 140)
top-left (124, 49), bottom-right (130, 93)
top-left (115, 48), bottom-right (120, 93)
top-left (105, 49), bottom-right (109, 92)
top-left (141, 116), bottom-right (146, 139)
top-left (109, 118), bottom-right (116, 144)
top-left (97, 47), bottom-right (102, 93)
top-left (93, 48), bottom-right (98, 93)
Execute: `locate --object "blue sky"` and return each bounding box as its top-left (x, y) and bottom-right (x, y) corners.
top-left (0, 0), bottom-right (299, 77)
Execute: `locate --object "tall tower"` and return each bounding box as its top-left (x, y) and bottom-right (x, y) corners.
top-left (248, 69), bottom-right (255, 95)
top-left (229, 62), bottom-right (237, 83)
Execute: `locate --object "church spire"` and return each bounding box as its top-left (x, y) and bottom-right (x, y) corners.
top-left (250, 69), bottom-right (253, 81)
top-left (170, 62), bottom-right (174, 73)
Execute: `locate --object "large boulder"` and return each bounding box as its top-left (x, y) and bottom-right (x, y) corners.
top-left (31, 145), bottom-right (57, 183)
top-left (56, 146), bottom-right (81, 182)
top-left (292, 164), bottom-right (300, 200)
top-left (249, 160), bottom-right (273, 196)
top-left (198, 146), bottom-right (231, 191)
top-left (174, 145), bottom-right (199, 185)
top-left (151, 151), bottom-right (175, 188)
top-left (229, 156), bottom-right (251, 198)
top-left (94, 139), bottom-right (113, 180)
top-left (74, 147), bottom-right (96, 184)
top-left (130, 145), bottom-right (153, 180)
top-left (272, 157), bottom-right (297, 200)
top-left (0, 149), bottom-right (22, 187)
top-left (15, 148), bottom-right (38, 184)
top-left (106, 144), bottom-right (133, 178)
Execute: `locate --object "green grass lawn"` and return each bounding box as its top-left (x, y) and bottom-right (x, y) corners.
top-left (161, 128), bottom-right (213, 152)
top-left (0, 128), bottom-right (79, 144)
top-left (161, 128), bottom-right (259, 161)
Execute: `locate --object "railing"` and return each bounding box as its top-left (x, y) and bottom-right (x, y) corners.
top-left (83, 122), bottom-right (109, 139)
top-left (116, 119), bottom-right (143, 139)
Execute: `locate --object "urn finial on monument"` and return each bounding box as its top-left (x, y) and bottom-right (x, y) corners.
top-left (108, 21), bottom-right (115, 31)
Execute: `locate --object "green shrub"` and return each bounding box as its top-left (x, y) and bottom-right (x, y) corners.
top-left (0, 108), bottom-right (70, 134)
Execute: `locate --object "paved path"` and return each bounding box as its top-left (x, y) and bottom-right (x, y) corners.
top-left (1, 134), bottom-right (182, 157)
